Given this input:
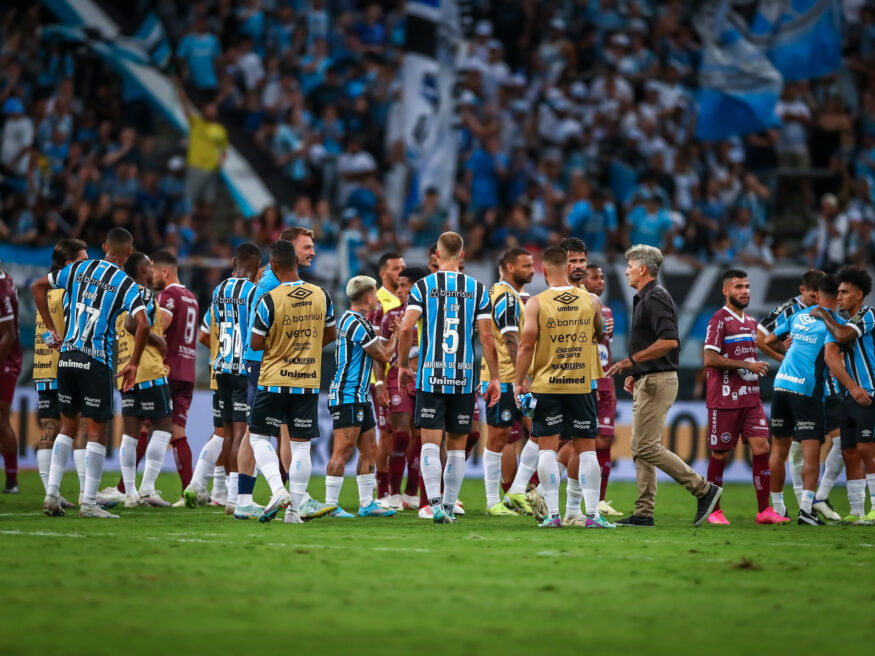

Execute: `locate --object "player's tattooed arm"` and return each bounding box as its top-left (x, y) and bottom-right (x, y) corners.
top-left (502, 331), bottom-right (519, 363)
top-left (590, 293), bottom-right (604, 343)
top-left (811, 306), bottom-right (858, 344)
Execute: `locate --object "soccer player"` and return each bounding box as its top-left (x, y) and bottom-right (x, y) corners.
top-left (583, 263), bottom-right (623, 517)
top-left (248, 240), bottom-right (337, 523)
top-left (819, 266), bottom-right (875, 524)
top-left (513, 246), bottom-right (612, 528)
top-left (479, 247), bottom-right (534, 517)
top-left (0, 260), bottom-right (22, 495)
top-left (152, 249), bottom-right (199, 503)
top-left (209, 242), bottom-right (262, 515)
top-left (369, 252), bottom-right (406, 508)
top-left (766, 274), bottom-right (841, 525)
top-left (33, 227), bottom-right (149, 518)
top-left (327, 275), bottom-right (400, 517)
top-left (114, 252), bottom-right (175, 508)
top-left (33, 239), bottom-right (88, 506)
top-left (757, 269), bottom-right (825, 504)
top-left (398, 232), bottom-right (500, 524)
top-left (703, 269), bottom-right (787, 525)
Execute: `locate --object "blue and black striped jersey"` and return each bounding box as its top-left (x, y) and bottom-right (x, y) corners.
top-left (406, 271), bottom-right (491, 394)
top-left (242, 266), bottom-right (280, 364)
top-left (827, 305), bottom-right (875, 395)
top-left (209, 277), bottom-right (256, 375)
top-left (757, 295), bottom-right (808, 336)
top-left (47, 259), bottom-right (146, 367)
top-left (329, 310), bottom-right (379, 405)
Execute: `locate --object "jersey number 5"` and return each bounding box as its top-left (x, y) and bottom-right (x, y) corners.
top-left (443, 317), bottom-right (459, 355)
top-left (220, 321), bottom-right (242, 360)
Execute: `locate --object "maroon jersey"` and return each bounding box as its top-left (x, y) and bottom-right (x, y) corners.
top-left (158, 283), bottom-right (199, 383)
top-left (0, 270), bottom-right (22, 373)
top-left (381, 305), bottom-right (418, 369)
top-left (369, 304), bottom-right (385, 339)
top-left (704, 306), bottom-right (762, 409)
top-left (597, 305), bottom-right (614, 394)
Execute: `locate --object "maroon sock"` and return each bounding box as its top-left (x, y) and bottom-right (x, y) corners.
top-left (419, 473), bottom-right (428, 508)
top-left (117, 431), bottom-right (149, 493)
top-left (501, 481), bottom-right (512, 493)
top-left (404, 435), bottom-right (421, 496)
top-left (707, 455), bottom-right (726, 511)
top-left (529, 471), bottom-right (540, 488)
top-left (751, 453), bottom-right (771, 513)
top-left (172, 438), bottom-right (193, 490)
top-left (3, 450), bottom-right (18, 487)
top-left (465, 431), bottom-right (479, 460)
top-left (377, 471), bottom-right (389, 498)
top-left (279, 461), bottom-right (289, 485)
top-left (596, 448), bottom-right (611, 501)
top-left (389, 431), bottom-right (410, 494)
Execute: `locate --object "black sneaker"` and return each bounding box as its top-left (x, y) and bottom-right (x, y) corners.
top-left (693, 483), bottom-right (723, 527)
top-left (614, 514), bottom-right (654, 527)
top-left (798, 509), bottom-right (824, 526)
top-left (2, 483), bottom-right (17, 494)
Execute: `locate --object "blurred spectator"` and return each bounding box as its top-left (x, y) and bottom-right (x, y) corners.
top-left (810, 193), bottom-right (848, 271)
top-left (177, 15), bottom-right (223, 92)
top-left (0, 97), bottom-right (33, 193)
top-left (627, 193), bottom-right (675, 249)
top-left (774, 83), bottom-right (813, 169)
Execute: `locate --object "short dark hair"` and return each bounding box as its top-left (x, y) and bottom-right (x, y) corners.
top-left (801, 269), bottom-right (825, 290)
top-left (428, 244), bottom-right (438, 257)
top-left (106, 227), bottom-right (133, 249)
top-left (399, 267), bottom-right (425, 282)
top-left (235, 242), bottom-right (262, 264)
top-left (269, 239), bottom-right (297, 273)
top-left (722, 268), bottom-right (748, 283)
top-left (559, 237), bottom-right (587, 255)
top-left (586, 263), bottom-right (602, 271)
top-left (499, 247), bottom-right (530, 270)
top-left (52, 238), bottom-right (87, 272)
top-left (542, 246), bottom-right (568, 268)
top-left (378, 252), bottom-right (404, 271)
top-left (818, 274), bottom-right (839, 296)
top-left (151, 249), bottom-right (178, 268)
top-left (837, 265), bottom-right (873, 296)
top-left (124, 251), bottom-right (149, 280)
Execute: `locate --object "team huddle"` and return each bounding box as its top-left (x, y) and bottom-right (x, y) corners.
top-left (1, 226), bottom-right (873, 526)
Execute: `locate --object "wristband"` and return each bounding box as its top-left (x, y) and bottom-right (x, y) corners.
top-left (629, 354), bottom-right (636, 365)
top-left (374, 381), bottom-right (385, 387)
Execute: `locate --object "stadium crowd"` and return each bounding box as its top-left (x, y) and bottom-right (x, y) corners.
top-left (3, 0), bottom-right (875, 307)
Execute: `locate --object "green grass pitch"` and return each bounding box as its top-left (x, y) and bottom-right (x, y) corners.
top-left (1, 472), bottom-right (872, 656)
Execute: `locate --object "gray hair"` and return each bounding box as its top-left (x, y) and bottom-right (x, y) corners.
top-left (625, 244), bottom-right (663, 277)
top-left (346, 275), bottom-right (378, 301)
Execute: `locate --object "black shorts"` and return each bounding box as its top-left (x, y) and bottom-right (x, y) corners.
top-left (249, 389), bottom-right (320, 440)
top-left (825, 395), bottom-right (845, 434)
top-left (244, 359), bottom-right (261, 409)
top-left (415, 391), bottom-right (475, 434)
top-left (56, 351), bottom-right (114, 422)
top-left (840, 396), bottom-right (875, 450)
top-left (330, 402), bottom-right (376, 432)
top-left (215, 373), bottom-right (249, 424)
top-left (770, 390), bottom-right (824, 442)
top-left (212, 391), bottom-right (222, 429)
top-left (121, 383), bottom-right (173, 420)
top-left (532, 392), bottom-right (598, 439)
top-left (485, 388), bottom-right (521, 428)
top-left (37, 390), bottom-right (60, 421)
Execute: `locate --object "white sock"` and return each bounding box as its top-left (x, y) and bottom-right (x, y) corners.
top-left (139, 430), bottom-right (171, 494)
top-left (421, 443), bottom-right (443, 511)
top-left (565, 477), bottom-right (582, 518)
top-left (788, 441), bottom-right (803, 503)
top-left (191, 435), bottom-right (223, 489)
top-left (538, 449), bottom-right (560, 518)
top-left (74, 448), bottom-right (86, 493)
top-left (82, 442), bottom-right (106, 506)
top-left (508, 440), bottom-right (539, 495)
top-left (442, 450), bottom-right (465, 512)
top-left (37, 449), bottom-right (52, 492)
top-left (325, 475), bottom-right (344, 507)
top-left (557, 461), bottom-right (567, 481)
top-left (770, 491), bottom-right (786, 516)
top-left (815, 436), bottom-right (843, 500)
top-left (847, 478), bottom-right (866, 516)
top-left (357, 473), bottom-right (376, 508)
top-left (867, 473), bottom-right (875, 507)
top-left (46, 434), bottom-right (73, 497)
top-left (289, 441), bottom-right (312, 510)
top-left (800, 489), bottom-right (815, 514)
top-left (120, 434), bottom-right (139, 497)
top-left (483, 448), bottom-right (502, 507)
top-left (249, 433), bottom-right (284, 496)
top-left (212, 466), bottom-right (226, 497)
top-left (579, 450), bottom-right (601, 520)
top-left (227, 472), bottom-right (239, 505)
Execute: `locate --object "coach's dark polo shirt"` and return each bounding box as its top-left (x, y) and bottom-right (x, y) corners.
top-left (628, 279), bottom-right (679, 379)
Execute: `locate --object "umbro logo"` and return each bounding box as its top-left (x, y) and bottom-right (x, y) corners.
top-left (798, 314), bottom-right (815, 325)
top-left (287, 287), bottom-right (313, 300)
top-left (553, 292), bottom-right (578, 305)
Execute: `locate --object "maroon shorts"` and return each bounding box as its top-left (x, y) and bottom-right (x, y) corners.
top-left (387, 368), bottom-right (415, 416)
top-left (597, 390), bottom-right (616, 436)
top-left (0, 364), bottom-right (21, 404)
top-left (372, 386), bottom-right (389, 432)
top-left (508, 421), bottom-right (523, 445)
top-left (708, 405), bottom-right (769, 451)
top-left (170, 379), bottom-right (194, 428)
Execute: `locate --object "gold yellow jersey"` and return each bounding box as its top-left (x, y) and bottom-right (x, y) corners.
top-left (33, 288), bottom-right (66, 390)
top-left (251, 281), bottom-right (335, 391)
top-left (530, 286), bottom-right (602, 394)
top-left (116, 286), bottom-right (168, 389)
top-left (200, 311), bottom-right (220, 391)
top-left (479, 281), bottom-right (524, 388)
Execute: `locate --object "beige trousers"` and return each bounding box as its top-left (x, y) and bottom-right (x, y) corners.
top-left (630, 371), bottom-right (709, 517)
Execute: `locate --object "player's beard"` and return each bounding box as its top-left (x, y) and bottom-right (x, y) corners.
top-left (730, 295), bottom-right (749, 310)
top-left (569, 269), bottom-right (585, 283)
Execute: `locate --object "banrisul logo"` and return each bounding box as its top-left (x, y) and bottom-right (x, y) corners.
top-left (552, 291), bottom-right (577, 305)
top-left (288, 287), bottom-right (313, 300)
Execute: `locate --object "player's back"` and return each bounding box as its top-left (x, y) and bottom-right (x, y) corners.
top-left (775, 307), bottom-right (831, 397)
top-left (159, 283), bottom-right (199, 383)
top-left (33, 289), bottom-right (66, 390)
top-left (331, 309), bottom-right (379, 405)
top-left (210, 276), bottom-right (256, 375)
top-left (408, 271), bottom-right (490, 394)
top-left (242, 265), bottom-right (279, 364)
top-left (116, 286), bottom-right (167, 387)
top-left (838, 305), bottom-right (875, 392)
top-left (478, 281), bottom-right (523, 388)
